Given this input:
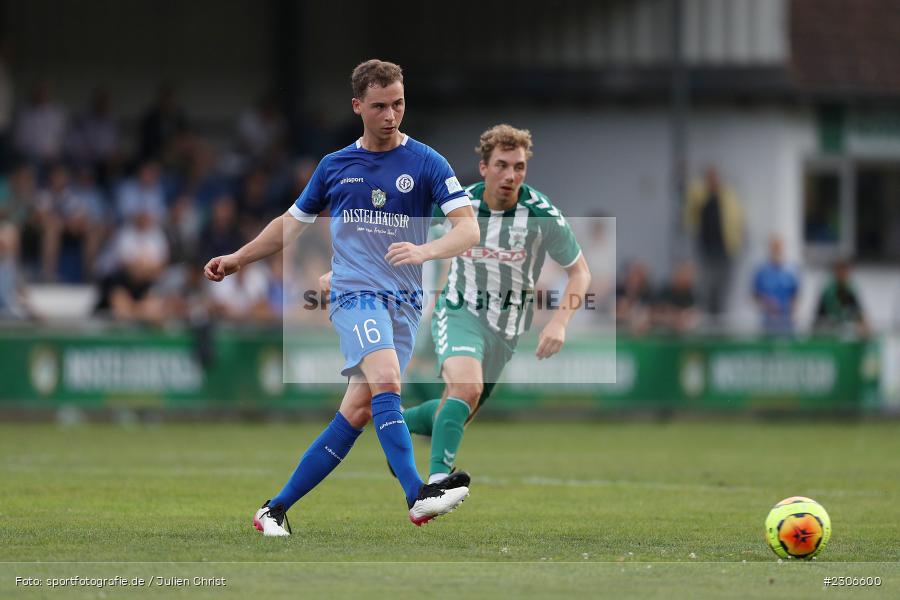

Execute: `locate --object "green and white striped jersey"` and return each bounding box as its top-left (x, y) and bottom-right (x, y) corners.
top-left (434, 181), bottom-right (582, 340)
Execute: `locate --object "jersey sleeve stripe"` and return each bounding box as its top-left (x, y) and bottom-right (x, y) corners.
top-left (288, 204), bottom-right (318, 223)
top-left (558, 249), bottom-right (583, 269)
top-left (439, 195), bottom-right (472, 215)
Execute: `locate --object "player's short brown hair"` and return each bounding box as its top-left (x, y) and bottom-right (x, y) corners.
top-left (476, 124), bottom-right (534, 164)
top-left (351, 59), bottom-right (404, 99)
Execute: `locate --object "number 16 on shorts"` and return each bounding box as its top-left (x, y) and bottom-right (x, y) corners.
top-left (353, 318), bottom-right (382, 347)
top-left (332, 306), bottom-right (397, 375)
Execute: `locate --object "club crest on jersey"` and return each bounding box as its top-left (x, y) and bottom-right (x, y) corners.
top-left (395, 174), bottom-right (414, 193)
top-left (371, 189), bottom-right (387, 209)
top-left (509, 226), bottom-right (528, 250)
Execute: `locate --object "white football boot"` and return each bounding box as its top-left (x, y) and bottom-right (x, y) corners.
top-left (253, 501), bottom-right (291, 537)
top-left (408, 483), bottom-right (469, 526)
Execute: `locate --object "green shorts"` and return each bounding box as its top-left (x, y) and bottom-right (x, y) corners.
top-left (431, 296), bottom-right (515, 406)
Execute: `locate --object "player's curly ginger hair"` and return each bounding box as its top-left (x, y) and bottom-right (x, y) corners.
top-left (351, 59), bottom-right (403, 99)
top-left (476, 124), bottom-right (534, 164)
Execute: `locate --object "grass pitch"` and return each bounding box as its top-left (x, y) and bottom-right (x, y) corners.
top-left (2, 420), bottom-right (899, 598)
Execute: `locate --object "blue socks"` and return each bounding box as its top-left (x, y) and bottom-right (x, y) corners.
top-left (372, 391), bottom-right (423, 506)
top-left (270, 394), bottom-right (424, 512)
top-left (270, 411), bottom-right (362, 511)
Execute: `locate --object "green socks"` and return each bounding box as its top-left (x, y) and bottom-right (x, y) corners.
top-left (403, 398), bottom-right (441, 436)
top-left (429, 397), bottom-right (471, 476)
top-left (404, 397), bottom-right (472, 476)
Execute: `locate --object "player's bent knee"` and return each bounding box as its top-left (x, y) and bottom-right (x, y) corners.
top-left (366, 363), bottom-right (402, 394)
top-left (368, 373), bottom-right (401, 396)
top-left (447, 382), bottom-right (482, 407)
top-left (360, 350), bottom-right (402, 396)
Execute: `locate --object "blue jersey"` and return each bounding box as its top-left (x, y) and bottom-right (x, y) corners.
top-left (289, 134), bottom-right (470, 310)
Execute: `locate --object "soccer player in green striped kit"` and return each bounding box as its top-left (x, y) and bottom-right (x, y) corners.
top-left (403, 124), bottom-right (592, 484)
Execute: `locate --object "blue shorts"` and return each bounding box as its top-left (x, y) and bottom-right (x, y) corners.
top-left (330, 293), bottom-right (421, 377)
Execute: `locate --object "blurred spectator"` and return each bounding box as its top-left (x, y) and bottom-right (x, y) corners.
top-left (616, 261), bottom-right (653, 335)
top-left (66, 88), bottom-right (120, 181)
top-left (237, 167), bottom-right (278, 240)
top-left (753, 234), bottom-right (799, 334)
top-left (8, 163), bottom-right (52, 278)
top-left (0, 223), bottom-right (33, 319)
top-left (35, 164), bottom-right (104, 282)
top-left (0, 162), bottom-right (36, 227)
top-left (814, 259), bottom-right (868, 336)
top-left (237, 92), bottom-right (288, 164)
top-left (71, 164), bottom-right (108, 222)
top-left (69, 164), bottom-right (107, 276)
top-left (265, 253), bottom-right (285, 319)
top-left (150, 193), bottom-right (203, 323)
top-left (95, 210), bottom-right (169, 323)
top-left (275, 157), bottom-right (317, 209)
top-left (154, 262), bottom-right (208, 323)
top-left (178, 140), bottom-right (228, 209)
top-left (0, 45), bottom-right (13, 172)
top-left (199, 195), bottom-right (242, 261)
top-left (112, 211), bottom-right (169, 272)
top-left (207, 261), bottom-right (271, 321)
top-left (138, 83), bottom-right (188, 161)
top-left (655, 261), bottom-right (700, 334)
top-left (14, 81), bottom-right (67, 165)
top-left (165, 194), bottom-right (202, 266)
top-left (684, 167), bottom-right (744, 317)
top-left (116, 160), bottom-right (167, 224)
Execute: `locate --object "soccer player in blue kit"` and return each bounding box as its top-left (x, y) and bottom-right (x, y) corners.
top-left (203, 60), bottom-right (479, 536)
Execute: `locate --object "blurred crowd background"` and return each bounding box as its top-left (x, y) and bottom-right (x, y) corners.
top-left (0, 0), bottom-right (898, 340)
top-left (0, 77), bottom-right (335, 325)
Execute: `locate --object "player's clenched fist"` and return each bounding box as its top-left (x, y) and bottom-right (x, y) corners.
top-left (385, 242), bottom-right (431, 266)
top-left (204, 254), bottom-right (241, 282)
top-left (535, 320), bottom-right (566, 360)
top-left (319, 270), bottom-right (332, 293)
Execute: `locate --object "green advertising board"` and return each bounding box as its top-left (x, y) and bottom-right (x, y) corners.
top-left (0, 328), bottom-right (340, 409)
top-left (496, 336), bottom-right (872, 410)
top-left (0, 328), bottom-right (876, 412)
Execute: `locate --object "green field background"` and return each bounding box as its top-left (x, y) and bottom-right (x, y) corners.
top-left (2, 422), bottom-right (898, 599)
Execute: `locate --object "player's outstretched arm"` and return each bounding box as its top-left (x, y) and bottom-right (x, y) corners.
top-left (385, 205), bottom-right (478, 266)
top-left (536, 254), bottom-right (592, 359)
top-left (204, 211), bottom-right (308, 281)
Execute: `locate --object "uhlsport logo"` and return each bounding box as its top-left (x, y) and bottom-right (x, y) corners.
top-left (395, 174), bottom-right (414, 193)
top-left (371, 188), bottom-right (387, 208)
top-left (324, 445), bottom-right (344, 461)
